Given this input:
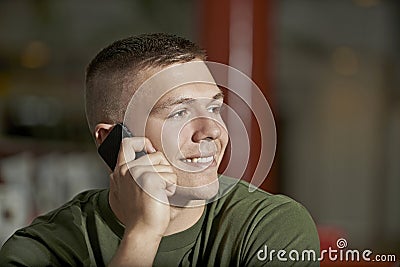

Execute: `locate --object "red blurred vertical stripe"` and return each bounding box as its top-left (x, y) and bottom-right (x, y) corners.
top-left (198, 0), bottom-right (278, 193)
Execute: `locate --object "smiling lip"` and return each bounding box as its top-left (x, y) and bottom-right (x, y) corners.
top-left (180, 155), bottom-right (217, 168)
top-left (181, 155), bottom-right (214, 163)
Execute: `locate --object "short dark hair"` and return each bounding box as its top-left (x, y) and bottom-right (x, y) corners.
top-left (85, 33), bottom-right (206, 134)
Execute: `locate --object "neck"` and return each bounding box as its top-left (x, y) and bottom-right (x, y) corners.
top-left (164, 200), bottom-right (205, 236)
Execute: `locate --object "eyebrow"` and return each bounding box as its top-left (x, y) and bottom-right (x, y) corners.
top-left (151, 91), bottom-right (224, 114)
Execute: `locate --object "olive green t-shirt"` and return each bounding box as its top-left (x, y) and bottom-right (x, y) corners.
top-left (0, 176), bottom-right (320, 266)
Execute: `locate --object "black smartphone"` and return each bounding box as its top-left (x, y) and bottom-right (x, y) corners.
top-left (98, 123), bottom-right (146, 170)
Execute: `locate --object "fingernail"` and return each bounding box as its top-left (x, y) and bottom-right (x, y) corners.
top-left (149, 145), bottom-right (156, 153)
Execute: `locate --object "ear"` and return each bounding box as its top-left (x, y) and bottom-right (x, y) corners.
top-left (94, 123), bottom-right (114, 147)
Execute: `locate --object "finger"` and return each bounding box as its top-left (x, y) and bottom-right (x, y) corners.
top-left (125, 151), bottom-right (170, 169)
top-left (123, 137), bottom-right (156, 154)
top-left (157, 172), bottom-right (177, 185)
top-left (165, 181), bottom-right (177, 197)
top-left (135, 172), bottom-right (177, 195)
top-left (156, 173), bottom-right (177, 197)
top-left (128, 165), bottom-right (174, 180)
top-left (117, 137), bottom-right (156, 167)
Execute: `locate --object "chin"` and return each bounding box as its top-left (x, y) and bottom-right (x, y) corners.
top-left (169, 174), bottom-right (220, 207)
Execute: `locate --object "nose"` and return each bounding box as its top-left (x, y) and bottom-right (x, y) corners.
top-left (191, 117), bottom-right (221, 143)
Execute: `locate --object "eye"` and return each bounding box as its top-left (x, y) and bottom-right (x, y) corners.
top-left (207, 105), bottom-right (223, 114)
top-left (167, 109), bottom-right (188, 119)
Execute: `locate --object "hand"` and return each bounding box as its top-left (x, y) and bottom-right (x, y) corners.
top-left (109, 137), bottom-right (177, 237)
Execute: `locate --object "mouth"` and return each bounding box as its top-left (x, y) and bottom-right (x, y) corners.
top-left (181, 155), bottom-right (214, 164)
top-left (179, 154), bottom-right (217, 169)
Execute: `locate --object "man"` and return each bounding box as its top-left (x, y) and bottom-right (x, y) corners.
top-left (0, 33), bottom-right (319, 266)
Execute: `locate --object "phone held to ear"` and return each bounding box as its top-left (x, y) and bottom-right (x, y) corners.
top-left (98, 123), bottom-right (147, 170)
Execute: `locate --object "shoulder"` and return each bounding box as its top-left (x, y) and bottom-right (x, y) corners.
top-left (22, 189), bottom-right (104, 238)
top-left (31, 189), bottom-right (104, 225)
top-left (213, 176), bottom-right (320, 251)
top-left (0, 189), bottom-right (105, 266)
top-left (215, 176), bottom-right (307, 215)
top-left (208, 176), bottom-right (320, 266)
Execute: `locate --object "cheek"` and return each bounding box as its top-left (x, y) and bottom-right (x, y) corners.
top-left (145, 119), bottom-right (163, 148)
top-left (221, 128), bottom-right (229, 147)
top-left (176, 124), bottom-right (193, 147)
top-left (161, 122), bottom-right (191, 157)
top-left (147, 118), bottom-right (189, 157)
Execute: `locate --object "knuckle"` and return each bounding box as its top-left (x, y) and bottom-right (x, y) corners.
top-left (137, 137), bottom-right (147, 147)
top-left (141, 171), bottom-right (153, 180)
top-left (154, 151), bottom-right (167, 161)
top-left (139, 172), bottom-right (156, 188)
top-left (159, 172), bottom-right (174, 182)
top-left (129, 165), bottom-right (140, 178)
top-left (119, 164), bottom-right (128, 176)
top-left (147, 152), bottom-right (159, 160)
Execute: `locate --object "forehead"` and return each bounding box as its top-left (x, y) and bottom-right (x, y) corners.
top-left (130, 61), bottom-right (219, 106)
top-left (155, 82), bottom-right (223, 106)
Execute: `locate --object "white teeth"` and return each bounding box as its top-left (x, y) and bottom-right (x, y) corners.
top-left (183, 156), bottom-right (214, 163)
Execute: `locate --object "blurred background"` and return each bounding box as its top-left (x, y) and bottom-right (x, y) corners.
top-left (0, 0), bottom-right (399, 265)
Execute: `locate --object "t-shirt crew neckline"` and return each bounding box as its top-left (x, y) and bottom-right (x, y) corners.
top-left (98, 189), bottom-right (207, 252)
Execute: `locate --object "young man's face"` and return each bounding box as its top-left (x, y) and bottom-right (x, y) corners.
top-left (125, 62), bottom-right (229, 202)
